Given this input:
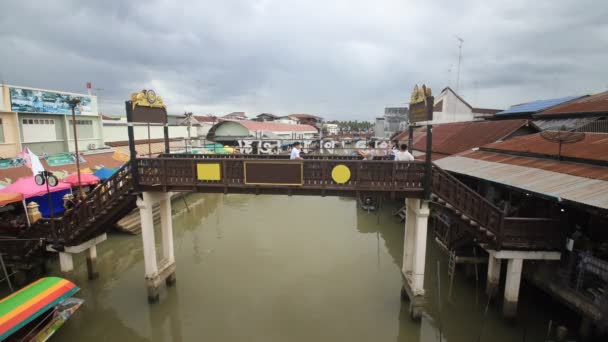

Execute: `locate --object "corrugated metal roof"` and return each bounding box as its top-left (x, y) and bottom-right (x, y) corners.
top-left (496, 96), bottom-right (583, 115)
top-left (435, 155), bottom-right (608, 210)
top-left (395, 119), bottom-right (528, 158)
top-left (460, 150), bottom-right (608, 181)
top-left (482, 132), bottom-right (608, 162)
top-left (531, 117), bottom-right (601, 131)
top-left (536, 91), bottom-right (608, 116)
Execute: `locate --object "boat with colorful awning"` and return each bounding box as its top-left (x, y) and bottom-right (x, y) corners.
top-left (0, 277), bottom-right (84, 341)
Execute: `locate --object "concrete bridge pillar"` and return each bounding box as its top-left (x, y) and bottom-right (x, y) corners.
top-left (503, 258), bottom-right (523, 317)
top-left (137, 192), bottom-right (177, 303)
top-left (483, 250), bottom-right (560, 319)
top-left (486, 254), bottom-right (501, 298)
top-left (400, 198), bottom-right (430, 320)
top-left (49, 233), bottom-right (107, 279)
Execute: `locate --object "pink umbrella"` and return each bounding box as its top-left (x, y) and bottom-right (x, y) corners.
top-left (0, 177), bottom-right (72, 199)
top-left (63, 173), bottom-right (100, 186)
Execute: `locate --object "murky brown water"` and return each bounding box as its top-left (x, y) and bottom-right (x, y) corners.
top-left (21, 194), bottom-right (572, 341)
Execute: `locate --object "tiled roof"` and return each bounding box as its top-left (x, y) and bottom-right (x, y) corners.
top-left (535, 91), bottom-right (608, 117)
top-left (481, 132), bottom-right (608, 162)
top-left (233, 120), bottom-right (318, 132)
top-left (396, 119), bottom-right (528, 158)
top-left (497, 96), bottom-right (583, 115)
top-left (288, 114), bottom-right (323, 120)
top-left (193, 116), bottom-right (217, 123)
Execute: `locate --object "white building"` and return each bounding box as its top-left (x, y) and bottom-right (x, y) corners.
top-left (275, 116), bottom-right (299, 125)
top-left (430, 87), bottom-right (501, 124)
top-left (323, 123), bottom-right (339, 135)
top-left (207, 120), bottom-right (318, 141)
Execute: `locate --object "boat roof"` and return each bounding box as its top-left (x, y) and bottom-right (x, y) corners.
top-left (0, 277), bottom-right (79, 340)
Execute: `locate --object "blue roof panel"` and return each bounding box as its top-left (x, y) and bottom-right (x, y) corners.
top-left (497, 96), bottom-right (582, 115)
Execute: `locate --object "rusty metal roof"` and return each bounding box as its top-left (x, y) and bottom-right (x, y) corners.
top-left (482, 132), bottom-right (608, 162)
top-left (531, 117), bottom-right (601, 131)
top-left (396, 119), bottom-right (528, 158)
top-left (536, 91), bottom-right (608, 116)
top-left (435, 154), bottom-right (608, 210)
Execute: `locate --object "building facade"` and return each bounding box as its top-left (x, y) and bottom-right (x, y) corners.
top-left (1, 84), bottom-right (104, 156)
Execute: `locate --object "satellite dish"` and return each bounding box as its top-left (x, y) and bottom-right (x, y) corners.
top-left (540, 129), bottom-right (585, 160)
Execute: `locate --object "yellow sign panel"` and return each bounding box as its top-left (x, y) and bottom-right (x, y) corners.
top-left (197, 163), bottom-right (221, 181)
top-left (331, 165), bottom-right (351, 184)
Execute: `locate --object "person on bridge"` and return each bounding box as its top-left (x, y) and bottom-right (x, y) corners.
top-left (395, 144), bottom-right (415, 161)
top-left (290, 142), bottom-right (303, 160)
top-left (357, 141), bottom-right (376, 160)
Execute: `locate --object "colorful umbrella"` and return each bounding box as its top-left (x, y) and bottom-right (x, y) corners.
top-left (93, 167), bottom-right (115, 181)
top-left (62, 173), bottom-right (100, 186)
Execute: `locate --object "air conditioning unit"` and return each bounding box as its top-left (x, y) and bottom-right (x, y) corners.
top-left (87, 143), bottom-right (96, 150)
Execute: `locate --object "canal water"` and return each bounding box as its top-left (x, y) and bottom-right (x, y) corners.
top-left (37, 194), bottom-right (568, 341)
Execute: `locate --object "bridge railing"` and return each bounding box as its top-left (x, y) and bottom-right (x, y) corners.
top-left (136, 157), bottom-right (426, 193)
top-left (156, 153), bottom-right (391, 161)
top-left (431, 164), bottom-right (505, 242)
top-left (56, 163), bottom-right (133, 244)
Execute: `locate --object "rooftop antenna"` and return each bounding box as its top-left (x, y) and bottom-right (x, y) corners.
top-left (455, 36), bottom-right (464, 94)
top-left (540, 128), bottom-right (585, 161)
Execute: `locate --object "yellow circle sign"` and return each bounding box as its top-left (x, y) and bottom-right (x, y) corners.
top-left (331, 165), bottom-right (351, 184)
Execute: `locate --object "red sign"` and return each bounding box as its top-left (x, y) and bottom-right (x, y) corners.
top-left (86, 82), bottom-right (92, 89)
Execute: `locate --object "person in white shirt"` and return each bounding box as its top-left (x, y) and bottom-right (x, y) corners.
top-left (395, 144), bottom-right (415, 161)
top-left (357, 141), bottom-right (376, 160)
top-left (290, 142), bottom-right (303, 160)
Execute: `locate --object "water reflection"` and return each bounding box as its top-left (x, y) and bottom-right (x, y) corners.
top-left (37, 194), bottom-right (564, 342)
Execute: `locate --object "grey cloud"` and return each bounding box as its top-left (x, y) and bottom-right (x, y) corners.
top-left (1, 0), bottom-right (607, 119)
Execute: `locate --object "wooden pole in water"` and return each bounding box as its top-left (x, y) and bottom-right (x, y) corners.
top-left (437, 260), bottom-right (442, 342)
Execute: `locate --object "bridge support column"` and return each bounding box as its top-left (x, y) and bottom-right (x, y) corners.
top-left (482, 249), bottom-right (561, 319)
top-left (48, 233), bottom-right (107, 278)
top-left (59, 252), bottom-right (73, 273)
top-left (401, 198), bottom-right (429, 321)
top-left (503, 258), bottom-right (523, 318)
top-left (486, 254), bottom-right (501, 298)
top-left (86, 245), bottom-right (99, 280)
top-left (138, 192), bottom-right (176, 303)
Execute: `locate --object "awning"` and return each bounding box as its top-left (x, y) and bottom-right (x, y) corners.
top-left (63, 173), bottom-right (100, 186)
top-left (93, 167), bottom-right (115, 181)
top-left (0, 193), bottom-right (24, 206)
top-left (0, 177), bottom-right (72, 199)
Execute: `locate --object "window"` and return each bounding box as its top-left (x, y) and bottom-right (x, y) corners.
top-left (28, 119), bottom-right (33, 124)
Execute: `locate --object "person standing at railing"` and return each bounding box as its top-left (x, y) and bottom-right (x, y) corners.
top-left (395, 144), bottom-right (415, 161)
top-left (290, 142), bottom-right (303, 160)
top-left (357, 141), bottom-right (376, 160)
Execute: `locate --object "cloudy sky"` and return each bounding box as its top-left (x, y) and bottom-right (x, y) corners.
top-left (1, 0), bottom-right (607, 120)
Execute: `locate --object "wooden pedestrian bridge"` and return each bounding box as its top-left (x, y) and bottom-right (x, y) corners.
top-left (3, 153), bottom-right (560, 269)
top-left (1, 152), bottom-right (565, 318)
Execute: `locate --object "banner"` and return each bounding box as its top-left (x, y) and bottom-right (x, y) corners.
top-left (9, 87), bottom-right (93, 114)
top-left (46, 153), bottom-right (86, 167)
